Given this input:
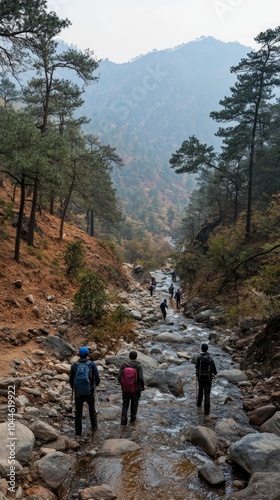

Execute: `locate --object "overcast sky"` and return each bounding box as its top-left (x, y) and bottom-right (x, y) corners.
top-left (47, 0), bottom-right (280, 63)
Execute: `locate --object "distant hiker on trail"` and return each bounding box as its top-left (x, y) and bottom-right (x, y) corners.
top-left (171, 270), bottom-right (176, 282)
top-left (196, 343), bottom-right (217, 416)
top-left (168, 283), bottom-right (174, 299)
top-left (151, 275), bottom-right (156, 287)
top-left (160, 298), bottom-right (168, 320)
top-left (149, 282), bottom-right (155, 296)
top-left (118, 351), bottom-right (145, 427)
top-left (69, 346), bottom-right (100, 436)
top-left (175, 288), bottom-right (182, 308)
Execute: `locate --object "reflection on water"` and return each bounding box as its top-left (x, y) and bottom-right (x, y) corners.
top-left (64, 269), bottom-right (250, 500)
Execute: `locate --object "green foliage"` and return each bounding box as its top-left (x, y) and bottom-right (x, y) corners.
top-left (97, 239), bottom-right (121, 260)
top-left (110, 304), bottom-right (133, 325)
top-left (73, 270), bottom-right (108, 322)
top-left (64, 239), bottom-right (86, 279)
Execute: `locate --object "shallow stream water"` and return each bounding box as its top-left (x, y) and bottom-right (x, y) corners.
top-left (63, 270), bottom-right (252, 499)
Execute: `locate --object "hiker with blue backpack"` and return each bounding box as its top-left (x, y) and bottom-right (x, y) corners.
top-left (69, 346), bottom-right (100, 436)
top-left (118, 351), bottom-right (145, 427)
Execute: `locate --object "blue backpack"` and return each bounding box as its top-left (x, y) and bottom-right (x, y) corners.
top-left (74, 361), bottom-right (92, 396)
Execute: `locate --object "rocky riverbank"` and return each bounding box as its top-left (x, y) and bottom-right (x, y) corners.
top-left (0, 266), bottom-right (280, 499)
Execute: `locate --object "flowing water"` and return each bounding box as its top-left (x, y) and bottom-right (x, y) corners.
top-left (63, 270), bottom-right (251, 499)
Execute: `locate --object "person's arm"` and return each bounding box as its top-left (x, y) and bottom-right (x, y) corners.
top-left (69, 363), bottom-right (76, 389)
top-left (138, 365), bottom-right (145, 390)
top-left (195, 356), bottom-right (200, 377)
top-left (91, 362), bottom-right (100, 387)
top-left (117, 364), bottom-right (124, 383)
top-left (211, 360), bottom-right (217, 377)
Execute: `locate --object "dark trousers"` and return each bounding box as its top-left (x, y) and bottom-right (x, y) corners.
top-left (121, 391), bottom-right (140, 425)
top-left (75, 393), bottom-right (97, 435)
top-left (197, 378), bottom-right (212, 415)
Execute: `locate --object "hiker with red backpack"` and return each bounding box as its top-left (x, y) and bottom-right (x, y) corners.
top-left (118, 351), bottom-right (145, 426)
top-left (196, 343), bottom-right (217, 416)
top-left (69, 346), bottom-right (100, 436)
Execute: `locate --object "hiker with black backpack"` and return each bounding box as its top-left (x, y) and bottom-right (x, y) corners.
top-left (196, 343), bottom-right (217, 416)
top-left (118, 351), bottom-right (145, 427)
top-left (69, 346), bottom-right (100, 436)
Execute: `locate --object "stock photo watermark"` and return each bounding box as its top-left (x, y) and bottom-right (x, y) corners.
top-left (212, 0), bottom-right (245, 20)
top-left (6, 385), bottom-right (17, 493)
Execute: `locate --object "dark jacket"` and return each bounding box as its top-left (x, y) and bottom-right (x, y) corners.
top-left (69, 358), bottom-right (100, 393)
top-left (118, 359), bottom-right (145, 391)
top-left (196, 352), bottom-right (217, 380)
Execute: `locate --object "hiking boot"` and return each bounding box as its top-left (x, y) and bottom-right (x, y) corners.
top-left (130, 417), bottom-right (136, 423)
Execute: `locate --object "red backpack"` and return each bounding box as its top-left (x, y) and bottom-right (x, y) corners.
top-left (120, 366), bottom-right (138, 392)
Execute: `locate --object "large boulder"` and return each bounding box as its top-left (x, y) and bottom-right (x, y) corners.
top-left (36, 452), bottom-right (71, 490)
top-left (0, 422), bottom-right (34, 465)
top-left (42, 336), bottom-right (75, 360)
top-left (147, 369), bottom-right (184, 397)
top-left (228, 472), bottom-right (280, 499)
top-left (29, 420), bottom-right (60, 442)
top-left (189, 426), bottom-right (220, 458)
top-left (98, 439), bottom-right (141, 456)
top-left (260, 411), bottom-right (280, 436)
top-left (229, 433), bottom-right (280, 474)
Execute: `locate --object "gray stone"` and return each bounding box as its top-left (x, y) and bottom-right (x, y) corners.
top-left (260, 411), bottom-right (280, 437)
top-left (0, 422), bottom-right (35, 465)
top-left (29, 420), bottom-right (60, 442)
top-left (98, 439), bottom-right (141, 456)
top-left (229, 433), bottom-right (280, 474)
top-left (189, 426), bottom-right (220, 458)
top-left (228, 472), bottom-right (280, 499)
top-left (198, 462), bottom-right (226, 487)
top-left (36, 452), bottom-right (70, 490)
top-left (42, 336), bottom-right (75, 360)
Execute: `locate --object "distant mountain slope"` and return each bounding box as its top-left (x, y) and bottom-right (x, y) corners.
top-left (81, 37), bottom-right (250, 233)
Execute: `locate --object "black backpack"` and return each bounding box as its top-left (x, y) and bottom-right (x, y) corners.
top-left (198, 355), bottom-right (212, 380)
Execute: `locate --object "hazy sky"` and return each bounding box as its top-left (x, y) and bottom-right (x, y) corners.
top-left (47, 0), bottom-right (280, 63)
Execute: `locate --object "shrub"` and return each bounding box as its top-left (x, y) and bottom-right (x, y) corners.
top-left (64, 239), bottom-right (86, 279)
top-left (73, 270), bottom-right (108, 323)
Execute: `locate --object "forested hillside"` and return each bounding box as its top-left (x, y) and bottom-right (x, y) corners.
top-left (82, 37), bottom-right (250, 234)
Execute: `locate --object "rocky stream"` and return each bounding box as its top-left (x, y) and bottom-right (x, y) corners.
top-left (0, 268), bottom-right (280, 499)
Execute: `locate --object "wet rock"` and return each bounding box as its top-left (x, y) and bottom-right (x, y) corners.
top-left (148, 369), bottom-right (184, 397)
top-left (198, 462), bottom-right (226, 487)
top-left (36, 451), bottom-right (70, 490)
top-left (80, 484), bottom-right (117, 499)
top-left (228, 472), bottom-right (280, 499)
top-left (248, 405), bottom-right (277, 425)
top-left (217, 369), bottom-right (248, 384)
top-left (260, 411), bottom-right (280, 436)
top-left (98, 438), bottom-right (141, 456)
top-left (229, 433), bottom-right (280, 474)
top-left (189, 426), bottom-right (220, 458)
top-left (214, 418), bottom-right (254, 441)
top-left (153, 332), bottom-right (186, 342)
top-left (29, 420), bottom-right (60, 442)
top-left (0, 422), bottom-right (35, 464)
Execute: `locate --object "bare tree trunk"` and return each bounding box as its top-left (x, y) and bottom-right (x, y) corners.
top-left (59, 169), bottom-right (76, 240)
top-left (14, 173), bottom-right (25, 262)
top-left (28, 176), bottom-right (38, 247)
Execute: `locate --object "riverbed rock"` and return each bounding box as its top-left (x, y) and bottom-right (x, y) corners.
top-left (153, 332), bottom-right (186, 342)
top-left (228, 472), bottom-right (280, 499)
top-left (243, 395), bottom-right (271, 412)
top-left (0, 421), bottom-right (35, 464)
top-left (98, 439), bottom-right (141, 456)
top-left (198, 462), bottom-right (226, 487)
top-left (29, 420), bottom-right (60, 442)
top-left (217, 369), bottom-right (248, 384)
top-left (229, 433), bottom-right (280, 474)
top-left (248, 405), bottom-right (277, 425)
top-left (36, 451), bottom-right (71, 490)
top-left (147, 369), bottom-right (184, 397)
top-left (80, 484), bottom-right (117, 499)
top-left (260, 411), bottom-right (280, 436)
top-left (25, 485), bottom-right (57, 499)
top-left (189, 426), bottom-right (220, 458)
top-left (0, 377), bottom-right (21, 394)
